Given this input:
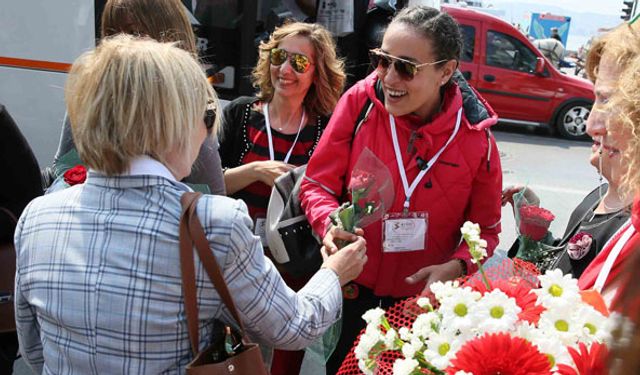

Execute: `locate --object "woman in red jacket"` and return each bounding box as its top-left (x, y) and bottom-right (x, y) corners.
top-left (299, 6), bottom-right (502, 371)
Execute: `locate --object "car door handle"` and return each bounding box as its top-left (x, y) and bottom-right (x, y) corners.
top-left (462, 71), bottom-right (472, 80)
top-left (483, 74), bottom-right (495, 82)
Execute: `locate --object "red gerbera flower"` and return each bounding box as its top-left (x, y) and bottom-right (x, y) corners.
top-left (446, 333), bottom-right (552, 375)
top-left (556, 342), bottom-right (609, 375)
top-left (464, 277), bottom-right (545, 324)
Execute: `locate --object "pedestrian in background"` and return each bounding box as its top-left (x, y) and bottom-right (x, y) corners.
top-left (533, 37), bottom-right (565, 68)
top-left (550, 26), bottom-right (562, 42)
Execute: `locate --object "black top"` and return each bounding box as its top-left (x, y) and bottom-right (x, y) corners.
top-left (563, 208), bottom-right (629, 278)
top-left (218, 96), bottom-right (327, 221)
top-left (0, 104), bottom-right (44, 241)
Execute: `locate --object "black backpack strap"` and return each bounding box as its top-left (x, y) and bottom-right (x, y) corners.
top-left (352, 79), bottom-right (383, 139)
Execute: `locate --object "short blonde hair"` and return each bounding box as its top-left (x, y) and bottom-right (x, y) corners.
top-left (66, 34), bottom-right (217, 175)
top-left (252, 22), bottom-right (345, 117)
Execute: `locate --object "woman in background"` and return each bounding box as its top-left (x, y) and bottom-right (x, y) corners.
top-left (51, 0), bottom-right (225, 194)
top-left (217, 21), bottom-right (345, 374)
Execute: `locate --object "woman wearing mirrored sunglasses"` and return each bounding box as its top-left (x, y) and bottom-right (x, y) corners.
top-left (217, 21), bottom-right (345, 375)
top-left (299, 6), bottom-right (503, 371)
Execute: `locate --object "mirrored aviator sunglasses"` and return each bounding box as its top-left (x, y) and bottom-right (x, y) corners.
top-left (269, 47), bottom-right (312, 74)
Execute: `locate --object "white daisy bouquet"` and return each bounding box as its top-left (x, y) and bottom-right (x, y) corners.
top-left (348, 222), bottom-right (618, 375)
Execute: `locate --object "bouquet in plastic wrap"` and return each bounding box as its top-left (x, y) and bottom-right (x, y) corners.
top-left (339, 222), bottom-right (618, 375)
top-left (513, 187), bottom-right (562, 272)
top-left (330, 147), bottom-right (394, 248)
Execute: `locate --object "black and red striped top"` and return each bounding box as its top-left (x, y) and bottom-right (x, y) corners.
top-left (219, 96), bottom-right (327, 221)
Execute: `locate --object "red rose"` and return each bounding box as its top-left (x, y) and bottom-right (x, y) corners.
top-left (349, 171), bottom-right (375, 192)
top-left (519, 204), bottom-right (555, 241)
top-left (63, 165), bottom-right (87, 186)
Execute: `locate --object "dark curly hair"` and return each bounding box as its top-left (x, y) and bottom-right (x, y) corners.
top-left (389, 6), bottom-right (462, 67)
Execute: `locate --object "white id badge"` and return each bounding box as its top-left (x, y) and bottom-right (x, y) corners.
top-left (382, 212), bottom-right (428, 252)
top-left (254, 217), bottom-right (267, 247)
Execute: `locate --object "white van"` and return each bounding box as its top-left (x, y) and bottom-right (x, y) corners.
top-left (0, 1), bottom-right (96, 166)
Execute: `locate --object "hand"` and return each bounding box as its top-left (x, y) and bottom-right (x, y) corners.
top-left (405, 259), bottom-right (464, 299)
top-left (250, 160), bottom-right (294, 186)
top-left (501, 185), bottom-right (540, 207)
top-left (322, 225), bottom-right (364, 255)
top-left (321, 237), bottom-right (367, 286)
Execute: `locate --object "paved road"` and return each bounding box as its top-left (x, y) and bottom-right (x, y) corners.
top-left (11, 126), bottom-right (597, 374)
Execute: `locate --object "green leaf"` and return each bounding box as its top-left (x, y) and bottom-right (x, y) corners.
top-left (338, 204), bottom-right (355, 233)
top-left (54, 149), bottom-right (84, 178)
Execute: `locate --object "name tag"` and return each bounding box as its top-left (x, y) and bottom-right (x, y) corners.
top-left (382, 217), bottom-right (427, 252)
top-left (254, 218), bottom-right (267, 247)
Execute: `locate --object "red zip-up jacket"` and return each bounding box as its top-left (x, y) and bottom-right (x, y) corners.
top-left (300, 73), bottom-right (502, 297)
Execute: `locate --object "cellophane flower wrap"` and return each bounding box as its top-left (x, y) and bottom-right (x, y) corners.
top-left (336, 222), bottom-right (619, 375)
top-left (331, 147), bottom-right (394, 248)
top-left (513, 188), bottom-right (559, 272)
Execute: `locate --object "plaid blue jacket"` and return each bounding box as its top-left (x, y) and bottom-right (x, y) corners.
top-left (14, 172), bottom-right (341, 374)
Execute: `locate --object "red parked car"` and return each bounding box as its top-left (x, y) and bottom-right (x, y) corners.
top-left (444, 5), bottom-right (594, 140)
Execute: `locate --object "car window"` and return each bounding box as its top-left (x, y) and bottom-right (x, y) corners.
top-left (486, 30), bottom-right (537, 73)
top-left (460, 25), bottom-right (475, 62)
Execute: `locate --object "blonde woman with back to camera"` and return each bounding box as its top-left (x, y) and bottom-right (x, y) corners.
top-left (14, 35), bottom-right (366, 374)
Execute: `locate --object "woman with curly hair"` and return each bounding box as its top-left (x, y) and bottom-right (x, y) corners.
top-left (217, 21), bottom-right (346, 374)
top-left (573, 22), bottom-right (640, 304)
top-left (503, 23), bottom-right (640, 279)
top-left (590, 25), bottom-right (640, 375)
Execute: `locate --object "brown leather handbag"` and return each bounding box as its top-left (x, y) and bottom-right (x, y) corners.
top-left (180, 192), bottom-right (268, 375)
top-left (0, 207), bottom-right (17, 333)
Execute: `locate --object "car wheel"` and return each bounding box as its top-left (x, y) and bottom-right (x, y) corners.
top-left (555, 101), bottom-right (592, 140)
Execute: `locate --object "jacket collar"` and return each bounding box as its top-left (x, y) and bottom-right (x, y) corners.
top-left (85, 172), bottom-right (192, 191)
top-left (85, 156), bottom-right (192, 191)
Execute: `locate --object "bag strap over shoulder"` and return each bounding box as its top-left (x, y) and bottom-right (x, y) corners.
top-left (179, 192), bottom-right (246, 355)
top-left (352, 79), bottom-right (382, 139)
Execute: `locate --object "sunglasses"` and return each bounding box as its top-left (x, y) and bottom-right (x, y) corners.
top-left (369, 49), bottom-right (447, 80)
top-left (204, 100), bottom-right (216, 132)
top-left (269, 47), bottom-right (313, 74)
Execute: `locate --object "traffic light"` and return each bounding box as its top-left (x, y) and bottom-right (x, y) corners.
top-left (622, 0), bottom-right (634, 21)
